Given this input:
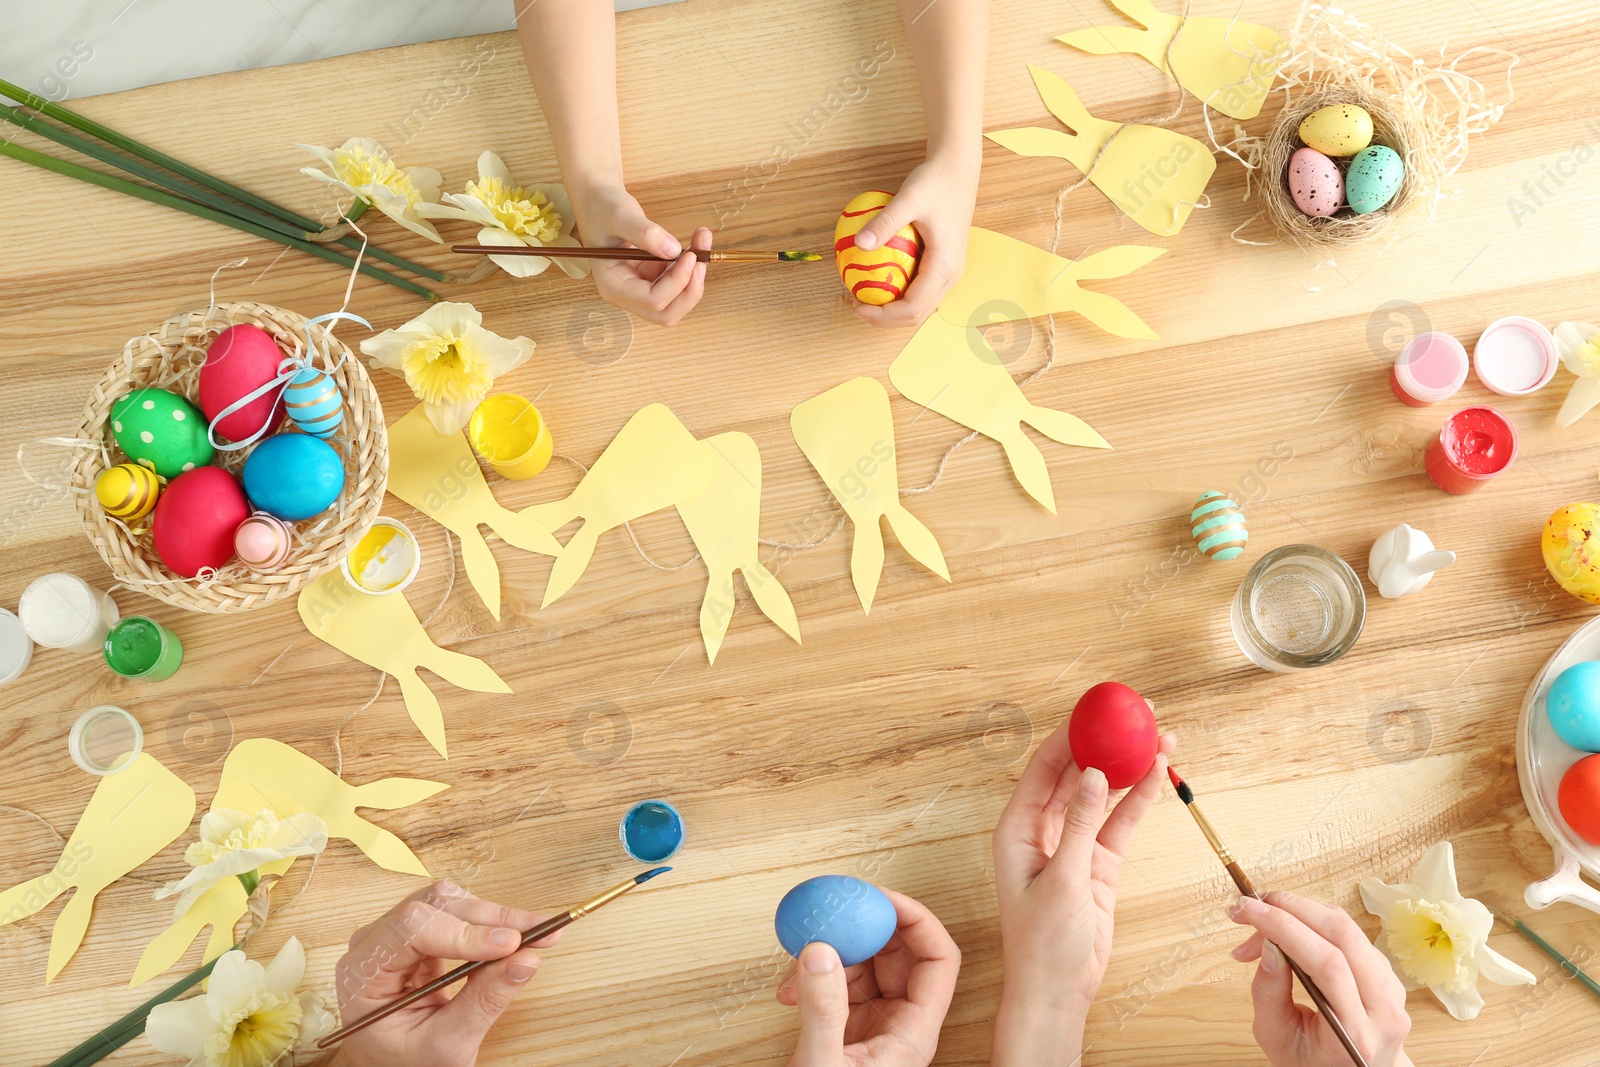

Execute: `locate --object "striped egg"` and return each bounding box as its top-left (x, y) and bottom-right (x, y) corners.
top-left (233, 512), bottom-right (294, 571)
top-left (95, 462), bottom-right (161, 521)
top-left (834, 190), bottom-right (921, 306)
top-left (284, 366), bottom-right (344, 438)
top-left (1190, 491), bottom-right (1248, 561)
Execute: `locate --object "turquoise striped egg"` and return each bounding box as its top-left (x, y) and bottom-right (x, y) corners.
top-left (284, 367), bottom-right (344, 438)
top-left (1191, 491), bottom-right (1248, 561)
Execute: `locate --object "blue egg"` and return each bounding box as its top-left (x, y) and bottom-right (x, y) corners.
top-left (284, 366), bottom-right (344, 438)
top-left (775, 875), bottom-right (897, 968)
top-left (1547, 661), bottom-right (1600, 752)
top-left (242, 433), bottom-right (345, 521)
top-left (620, 799), bottom-right (684, 863)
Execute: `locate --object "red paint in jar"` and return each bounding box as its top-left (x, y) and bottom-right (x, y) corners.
top-left (1425, 406), bottom-right (1517, 494)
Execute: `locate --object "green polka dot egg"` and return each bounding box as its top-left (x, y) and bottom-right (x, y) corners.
top-left (1190, 491), bottom-right (1248, 561)
top-left (110, 388), bottom-right (214, 479)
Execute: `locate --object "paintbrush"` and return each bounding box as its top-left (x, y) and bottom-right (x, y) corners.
top-left (318, 866), bottom-right (672, 1048)
top-left (1167, 767), bottom-right (1371, 1067)
top-left (451, 244), bottom-right (822, 263)
top-left (1493, 909), bottom-right (1600, 1003)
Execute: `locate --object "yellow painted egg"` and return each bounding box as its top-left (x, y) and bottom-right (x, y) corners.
top-left (1544, 502), bottom-right (1600, 604)
top-left (834, 190), bottom-right (921, 306)
top-left (95, 462), bottom-right (161, 521)
top-left (1297, 104), bottom-right (1374, 157)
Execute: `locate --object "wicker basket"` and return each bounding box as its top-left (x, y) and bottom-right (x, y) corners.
top-left (72, 302), bottom-right (388, 614)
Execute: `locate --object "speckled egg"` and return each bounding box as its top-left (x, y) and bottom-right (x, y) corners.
top-left (94, 462), bottom-right (161, 521)
top-left (241, 433), bottom-right (344, 521)
top-left (775, 875), bottom-right (897, 968)
top-left (1543, 503), bottom-right (1600, 604)
top-left (1287, 147), bottom-right (1343, 218)
top-left (110, 388), bottom-right (214, 479)
top-left (1346, 144), bottom-right (1404, 215)
top-left (152, 467), bottom-right (249, 577)
top-left (1547, 661), bottom-right (1600, 752)
top-left (1297, 103), bottom-right (1374, 157)
top-left (199, 324), bottom-right (289, 443)
top-left (1191, 491), bottom-right (1248, 561)
top-left (234, 513), bottom-right (294, 571)
top-left (1559, 753), bottom-right (1600, 845)
top-left (835, 190), bottom-right (921, 306)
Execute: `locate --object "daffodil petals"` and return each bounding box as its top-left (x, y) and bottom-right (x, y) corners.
top-left (1358, 876), bottom-right (1413, 916)
top-left (295, 143), bottom-right (340, 169)
top-left (1475, 942), bottom-right (1536, 986)
top-left (1556, 321), bottom-right (1600, 371)
top-left (478, 227), bottom-right (553, 278)
top-left (263, 936), bottom-right (308, 997)
top-left (478, 150), bottom-right (515, 185)
top-left (146, 994), bottom-right (216, 1058)
top-left (414, 301), bottom-right (484, 336)
top-left (464, 320), bottom-right (534, 377)
top-left (1413, 841), bottom-right (1462, 902)
top-left (1432, 980), bottom-right (1485, 1021)
top-left (426, 399), bottom-right (479, 436)
top-left (405, 166), bottom-right (443, 203)
top-left (546, 232), bottom-right (592, 280)
top-left (207, 950), bottom-right (265, 1021)
top-left (1558, 375), bottom-right (1600, 427)
top-left (297, 991), bottom-right (338, 1044)
top-left (416, 195), bottom-right (499, 229)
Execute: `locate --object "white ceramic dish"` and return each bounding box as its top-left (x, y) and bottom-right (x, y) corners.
top-left (1516, 615), bottom-right (1600, 915)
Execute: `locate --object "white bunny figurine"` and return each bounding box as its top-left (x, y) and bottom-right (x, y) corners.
top-left (1368, 523), bottom-right (1456, 599)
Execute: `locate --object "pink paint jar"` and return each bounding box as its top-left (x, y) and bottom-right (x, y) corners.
top-left (1390, 331), bottom-right (1468, 407)
top-left (1473, 316), bottom-right (1558, 396)
top-left (1425, 406), bottom-right (1518, 494)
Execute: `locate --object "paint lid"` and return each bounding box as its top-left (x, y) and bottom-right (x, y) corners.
top-left (1393, 331), bottom-right (1468, 404)
top-left (0, 608), bottom-right (33, 685)
top-left (341, 517), bottom-right (421, 595)
top-left (1474, 316), bottom-right (1558, 396)
top-left (619, 798), bottom-right (685, 863)
top-left (68, 705), bottom-right (142, 775)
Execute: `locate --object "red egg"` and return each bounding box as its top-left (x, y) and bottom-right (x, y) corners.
top-left (152, 467), bottom-right (250, 577)
top-left (1067, 681), bottom-right (1159, 789)
top-left (1559, 753), bottom-right (1600, 845)
top-left (199, 323), bottom-right (289, 443)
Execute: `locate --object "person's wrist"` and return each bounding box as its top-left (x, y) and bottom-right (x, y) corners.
top-left (568, 177), bottom-right (628, 240)
top-left (924, 134), bottom-right (982, 179)
top-left (991, 985), bottom-right (1089, 1067)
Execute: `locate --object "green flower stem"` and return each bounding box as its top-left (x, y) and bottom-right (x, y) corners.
top-left (45, 944), bottom-right (238, 1067)
top-left (0, 139), bottom-right (436, 300)
top-left (335, 235), bottom-right (449, 282)
top-left (237, 869), bottom-right (260, 896)
top-left (0, 74), bottom-right (324, 233)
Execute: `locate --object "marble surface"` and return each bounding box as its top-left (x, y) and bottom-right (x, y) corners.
top-left (2, 0), bottom-right (680, 102)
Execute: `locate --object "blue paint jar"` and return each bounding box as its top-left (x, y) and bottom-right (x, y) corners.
top-left (620, 799), bottom-right (685, 863)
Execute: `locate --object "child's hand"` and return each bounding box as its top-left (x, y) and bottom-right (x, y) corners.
top-left (776, 888), bottom-right (960, 1067)
top-left (849, 153), bottom-right (980, 328)
top-left (574, 183), bottom-right (710, 327)
top-left (330, 881), bottom-right (559, 1067)
top-left (1230, 892), bottom-right (1414, 1067)
top-left (990, 722), bottom-right (1176, 1065)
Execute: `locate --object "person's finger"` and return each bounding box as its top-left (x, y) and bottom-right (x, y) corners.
top-left (437, 945), bottom-right (543, 1044)
top-left (638, 250), bottom-right (698, 316)
top-left (651, 226), bottom-right (712, 325)
top-left (435, 895), bottom-right (563, 948)
top-left (877, 888), bottom-right (960, 1012)
top-left (1232, 929), bottom-right (1267, 962)
top-left (777, 958), bottom-right (876, 1006)
top-left (997, 719), bottom-right (1080, 833)
top-left (1249, 938), bottom-right (1308, 1058)
top-left (1229, 895), bottom-right (1364, 1018)
top-left (1040, 767), bottom-right (1109, 893)
top-left (610, 204), bottom-right (681, 259)
top-left (851, 195), bottom-right (917, 252)
top-left (789, 943), bottom-right (849, 1067)
top-left (343, 897), bottom-right (523, 989)
top-left (1096, 740), bottom-right (1174, 856)
top-left (1263, 891), bottom-right (1403, 1011)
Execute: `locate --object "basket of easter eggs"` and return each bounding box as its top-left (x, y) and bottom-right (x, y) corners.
top-left (70, 301), bottom-right (388, 614)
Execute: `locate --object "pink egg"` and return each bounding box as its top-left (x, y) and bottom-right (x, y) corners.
top-left (1288, 146), bottom-right (1343, 218)
top-left (234, 513), bottom-right (294, 571)
top-left (200, 324), bottom-right (289, 443)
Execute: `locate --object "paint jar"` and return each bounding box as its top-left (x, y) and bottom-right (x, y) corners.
top-left (469, 394), bottom-right (553, 480)
top-left (68, 705), bottom-right (143, 774)
top-left (0, 608), bottom-right (32, 685)
top-left (1474, 316), bottom-right (1557, 396)
top-left (620, 799), bottom-right (685, 863)
top-left (1426, 406), bottom-right (1518, 494)
top-left (103, 616), bottom-right (184, 681)
top-left (341, 517), bottom-right (421, 595)
top-left (18, 573), bottom-right (120, 654)
top-left (1231, 545), bottom-right (1366, 672)
top-left (1390, 330), bottom-right (1468, 407)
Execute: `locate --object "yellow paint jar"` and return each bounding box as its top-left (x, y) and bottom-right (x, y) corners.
top-left (469, 394), bottom-right (553, 480)
top-left (341, 517), bottom-right (421, 595)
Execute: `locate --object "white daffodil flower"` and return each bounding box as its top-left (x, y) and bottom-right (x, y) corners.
top-left (360, 301), bottom-right (535, 434)
top-left (154, 808), bottom-right (328, 918)
top-left (146, 937), bottom-right (336, 1067)
top-left (1359, 841), bottom-right (1535, 1020)
top-left (1555, 321), bottom-right (1600, 427)
top-left (416, 150), bottom-right (588, 279)
top-left (298, 136), bottom-right (444, 242)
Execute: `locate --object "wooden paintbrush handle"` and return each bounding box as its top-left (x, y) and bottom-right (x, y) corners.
top-left (1280, 953), bottom-right (1370, 1067)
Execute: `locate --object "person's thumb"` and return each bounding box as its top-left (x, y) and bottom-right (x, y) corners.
top-left (612, 201), bottom-right (681, 259)
top-left (438, 946), bottom-right (541, 1043)
top-left (852, 196), bottom-right (914, 252)
top-left (1043, 766), bottom-right (1108, 893)
top-left (788, 943), bottom-right (849, 1067)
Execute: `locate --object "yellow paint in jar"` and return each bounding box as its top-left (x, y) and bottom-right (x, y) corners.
top-left (469, 394), bottom-right (553, 480)
top-left (341, 517), bottom-right (421, 595)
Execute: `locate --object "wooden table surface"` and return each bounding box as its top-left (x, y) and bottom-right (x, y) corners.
top-left (3, 1), bottom-right (1599, 1063)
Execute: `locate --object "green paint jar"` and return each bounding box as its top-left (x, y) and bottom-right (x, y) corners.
top-left (103, 616), bottom-right (183, 681)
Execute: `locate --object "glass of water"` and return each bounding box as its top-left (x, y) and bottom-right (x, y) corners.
top-left (1231, 545), bottom-right (1366, 671)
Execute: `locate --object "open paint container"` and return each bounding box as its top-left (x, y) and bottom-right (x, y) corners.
top-left (619, 799), bottom-right (684, 863)
top-left (341, 517), bottom-right (421, 595)
top-left (68, 705), bottom-right (143, 775)
top-left (1473, 316), bottom-right (1557, 396)
top-left (1390, 331), bottom-right (1468, 407)
top-left (0, 608), bottom-right (32, 685)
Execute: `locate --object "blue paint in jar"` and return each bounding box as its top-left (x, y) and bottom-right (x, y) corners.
top-left (620, 799), bottom-right (684, 863)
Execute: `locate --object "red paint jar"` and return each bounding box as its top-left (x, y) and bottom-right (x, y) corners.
top-left (1425, 406), bottom-right (1517, 494)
